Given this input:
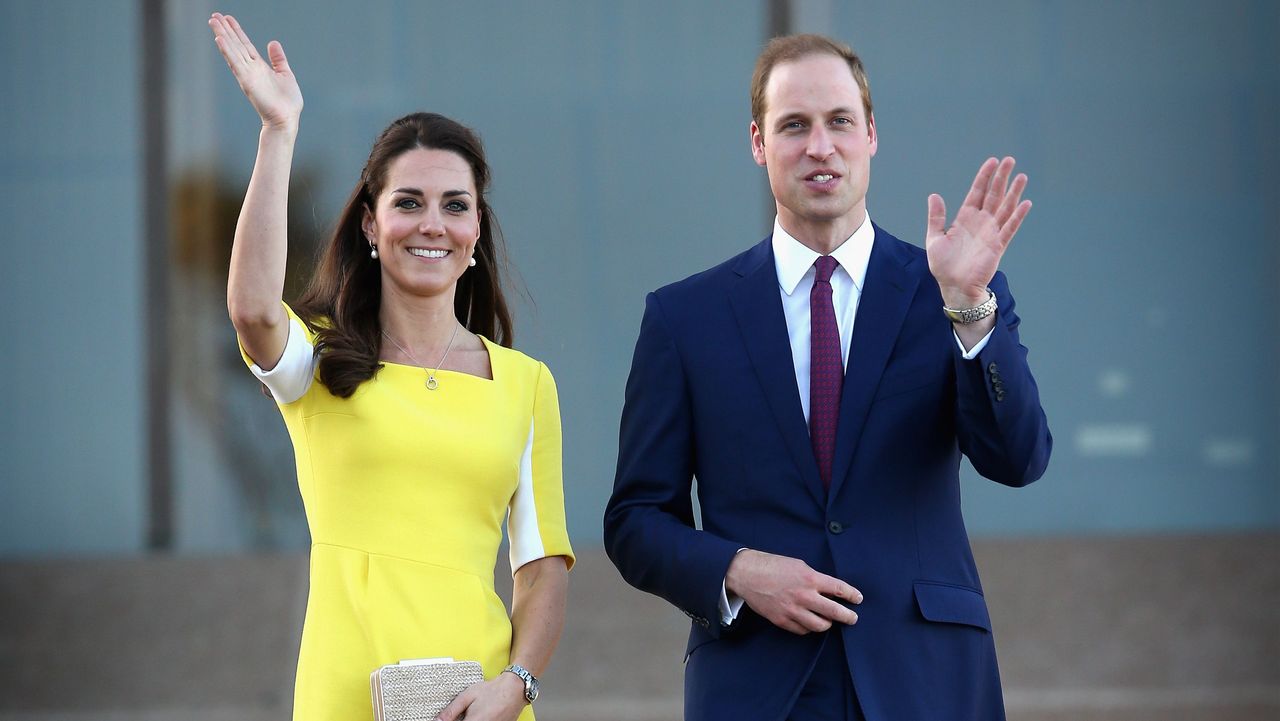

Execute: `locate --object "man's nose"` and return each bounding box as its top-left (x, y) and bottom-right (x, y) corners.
top-left (806, 127), bottom-right (834, 160)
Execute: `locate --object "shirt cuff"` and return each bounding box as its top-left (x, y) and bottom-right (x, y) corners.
top-left (718, 548), bottom-right (749, 626)
top-left (953, 327), bottom-right (994, 360)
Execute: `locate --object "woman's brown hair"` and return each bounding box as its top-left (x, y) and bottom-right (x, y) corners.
top-left (294, 112), bottom-right (514, 397)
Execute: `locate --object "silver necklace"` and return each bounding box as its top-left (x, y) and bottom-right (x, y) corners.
top-left (381, 322), bottom-right (461, 390)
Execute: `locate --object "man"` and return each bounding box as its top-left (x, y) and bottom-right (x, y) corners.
top-left (603, 34), bottom-right (1052, 721)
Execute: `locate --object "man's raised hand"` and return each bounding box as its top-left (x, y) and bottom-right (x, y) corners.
top-left (925, 156), bottom-right (1031, 309)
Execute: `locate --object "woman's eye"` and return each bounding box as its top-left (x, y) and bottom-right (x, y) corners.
top-left (395, 198), bottom-right (421, 210)
top-left (445, 200), bottom-right (469, 213)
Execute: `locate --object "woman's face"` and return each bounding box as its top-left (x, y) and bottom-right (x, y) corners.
top-left (363, 147), bottom-right (481, 300)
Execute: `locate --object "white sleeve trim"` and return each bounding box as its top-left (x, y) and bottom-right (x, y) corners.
top-left (507, 417), bottom-right (545, 574)
top-left (247, 316), bottom-right (317, 404)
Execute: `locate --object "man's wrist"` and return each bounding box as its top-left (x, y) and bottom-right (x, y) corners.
top-left (942, 288), bottom-right (997, 325)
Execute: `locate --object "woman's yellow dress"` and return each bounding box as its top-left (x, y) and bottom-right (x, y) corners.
top-left (243, 305), bottom-right (574, 721)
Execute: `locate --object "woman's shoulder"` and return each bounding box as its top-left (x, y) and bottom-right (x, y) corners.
top-left (484, 339), bottom-right (553, 385)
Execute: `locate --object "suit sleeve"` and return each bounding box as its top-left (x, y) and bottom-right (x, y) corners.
top-left (603, 292), bottom-right (742, 635)
top-left (953, 271), bottom-right (1053, 486)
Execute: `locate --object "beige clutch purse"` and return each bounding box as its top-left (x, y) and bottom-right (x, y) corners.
top-left (370, 658), bottom-right (485, 721)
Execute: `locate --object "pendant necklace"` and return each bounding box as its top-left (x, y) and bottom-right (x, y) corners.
top-left (381, 321), bottom-right (460, 390)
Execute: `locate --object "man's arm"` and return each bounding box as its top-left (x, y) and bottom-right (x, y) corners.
top-left (603, 292), bottom-right (742, 635)
top-left (953, 272), bottom-right (1053, 485)
top-left (925, 157), bottom-right (1051, 485)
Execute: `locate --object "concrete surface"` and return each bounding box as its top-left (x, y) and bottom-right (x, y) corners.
top-left (1, 534), bottom-right (1276, 720)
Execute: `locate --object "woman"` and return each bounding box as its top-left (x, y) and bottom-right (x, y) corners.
top-left (208, 13), bottom-right (573, 721)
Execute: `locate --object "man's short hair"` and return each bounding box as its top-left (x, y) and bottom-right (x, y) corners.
top-left (750, 34), bottom-right (873, 132)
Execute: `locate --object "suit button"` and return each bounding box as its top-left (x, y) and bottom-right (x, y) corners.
top-left (988, 362), bottom-right (999, 374)
top-left (995, 390), bottom-right (1006, 402)
top-left (828, 521), bottom-right (844, 535)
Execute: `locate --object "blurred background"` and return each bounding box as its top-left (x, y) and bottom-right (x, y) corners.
top-left (1, 0), bottom-right (1276, 719)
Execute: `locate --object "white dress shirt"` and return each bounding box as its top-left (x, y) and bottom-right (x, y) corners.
top-left (717, 211), bottom-right (994, 625)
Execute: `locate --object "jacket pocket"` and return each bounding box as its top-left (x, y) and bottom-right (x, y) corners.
top-left (913, 580), bottom-right (992, 632)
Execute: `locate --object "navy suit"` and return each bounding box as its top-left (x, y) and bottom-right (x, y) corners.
top-left (604, 225), bottom-right (1052, 720)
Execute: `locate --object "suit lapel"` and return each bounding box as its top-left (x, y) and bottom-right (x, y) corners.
top-left (828, 226), bottom-right (922, 503)
top-left (728, 238), bottom-right (827, 506)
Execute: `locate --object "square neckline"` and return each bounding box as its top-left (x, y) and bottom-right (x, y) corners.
top-left (378, 334), bottom-right (497, 383)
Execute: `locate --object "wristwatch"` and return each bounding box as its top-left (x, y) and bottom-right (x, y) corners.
top-left (503, 664), bottom-right (539, 703)
top-left (942, 288), bottom-right (997, 324)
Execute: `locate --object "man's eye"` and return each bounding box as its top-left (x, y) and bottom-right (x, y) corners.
top-left (832, 117), bottom-right (853, 126)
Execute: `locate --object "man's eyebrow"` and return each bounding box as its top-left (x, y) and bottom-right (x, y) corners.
top-left (773, 107), bottom-right (859, 125)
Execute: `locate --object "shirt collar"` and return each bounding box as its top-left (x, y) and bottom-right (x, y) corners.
top-left (772, 211), bottom-right (875, 296)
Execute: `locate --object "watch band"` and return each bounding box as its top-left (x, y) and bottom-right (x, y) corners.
top-left (942, 288), bottom-right (997, 324)
top-left (503, 664), bottom-right (539, 703)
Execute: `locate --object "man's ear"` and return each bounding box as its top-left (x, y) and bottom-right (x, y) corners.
top-left (750, 121), bottom-right (767, 167)
top-left (867, 112), bottom-right (878, 158)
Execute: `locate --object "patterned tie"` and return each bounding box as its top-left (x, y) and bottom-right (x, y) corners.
top-left (810, 255), bottom-right (842, 490)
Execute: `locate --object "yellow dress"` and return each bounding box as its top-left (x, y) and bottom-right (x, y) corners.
top-left (243, 305), bottom-right (574, 721)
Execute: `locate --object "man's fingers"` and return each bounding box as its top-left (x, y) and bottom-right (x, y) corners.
top-left (926, 193), bottom-right (947, 239)
top-left (961, 157), bottom-right (998, 211)
top-left (816, 594), bottom-right (860, 625)
top-left (793, 608), bottom-right (833, 634)
top-left (998, 200), bottom-right (1032, 246)
top-left (995, 173), bottom-right (1028, 227)
top-left (814, 573), bottom-right (862, 604)
top-left (983, 156), bottom-right (1015, 211)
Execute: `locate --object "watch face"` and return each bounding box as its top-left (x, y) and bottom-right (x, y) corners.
top-left (527, 677), bottom-right (540, 702)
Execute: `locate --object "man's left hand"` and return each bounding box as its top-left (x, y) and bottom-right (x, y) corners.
top-left (925, 156), bottom-right (1031, 310)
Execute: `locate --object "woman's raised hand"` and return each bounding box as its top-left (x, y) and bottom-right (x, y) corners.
top-left (208, 13), bottom-right (303, 131)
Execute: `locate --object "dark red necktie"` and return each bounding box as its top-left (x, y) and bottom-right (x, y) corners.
top-left (810, 255), bottom-right (842, 489)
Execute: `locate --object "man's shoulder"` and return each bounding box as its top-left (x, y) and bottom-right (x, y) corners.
top-left (650, 237), bottom-right (771, 302)
top-left (872, 222), bottom-right (927, 262)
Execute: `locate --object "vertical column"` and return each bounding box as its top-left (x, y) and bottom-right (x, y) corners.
top-left (141, 0), bottom-right (172, 550)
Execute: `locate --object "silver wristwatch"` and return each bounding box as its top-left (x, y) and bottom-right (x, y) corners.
top-left (503, 664), bottom-right (539, 703)
top-left (942, 288), bottom-right (997, 324)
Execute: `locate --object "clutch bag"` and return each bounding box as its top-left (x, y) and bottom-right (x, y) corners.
top-left (370, 657), bottom-right (485, 721)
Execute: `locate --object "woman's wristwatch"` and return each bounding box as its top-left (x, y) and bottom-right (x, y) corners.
top-left (503, 664), bottom-right (539, 703)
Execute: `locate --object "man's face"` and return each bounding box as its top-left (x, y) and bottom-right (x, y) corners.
top-left (751, 53), bottom-right (877, 243)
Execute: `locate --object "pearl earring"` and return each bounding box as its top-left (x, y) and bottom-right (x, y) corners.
top-left (370, 245), bottom-right (379, 260)
top-left (468, 256), bottom-right (477, 267)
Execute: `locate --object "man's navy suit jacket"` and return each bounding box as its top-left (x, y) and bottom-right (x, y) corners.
top-left (604, 225), bottom-right (1052, 721)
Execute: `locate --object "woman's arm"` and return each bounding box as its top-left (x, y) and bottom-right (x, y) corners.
top-left (208, 12), bottom-right (304, 369)
top-left (508, 555), bottom-right (569, 677)
top-left (437, 556), bottom-right (569, 721)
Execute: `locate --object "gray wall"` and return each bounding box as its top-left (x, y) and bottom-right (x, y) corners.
top-left (1, 0), bottom-right (1276, 555)
top-left (0, 1), bottom-right (146, 553)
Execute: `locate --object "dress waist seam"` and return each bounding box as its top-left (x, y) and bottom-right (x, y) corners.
top-left (311, 541), bottom-right (490, 584)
